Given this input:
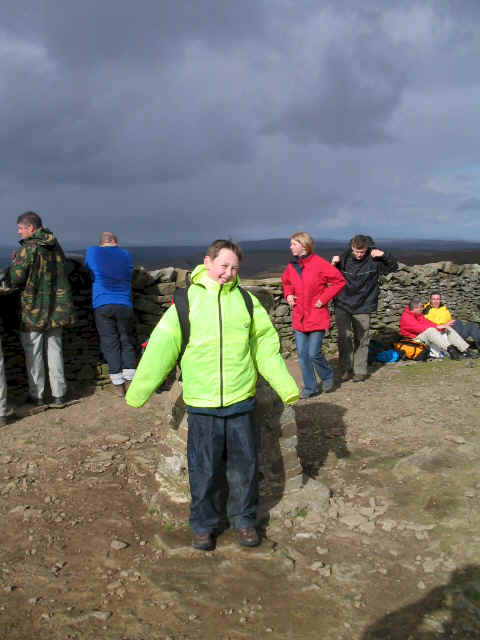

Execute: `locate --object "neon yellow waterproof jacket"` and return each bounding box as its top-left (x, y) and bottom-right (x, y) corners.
top-left (126, 265), bottom-right (299, 408)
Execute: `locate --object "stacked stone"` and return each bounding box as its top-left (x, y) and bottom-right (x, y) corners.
top-left (254, 380), bottom-right (303, 498)
top-left (0, 289), bottom-right (27, 400)
top-left (131, 266), bottom-right (187, 343)
top-left (372, 262), bottom-right (480, 337)
top-left (242, 278), bottom-right (295, 355)
top-left (152, 378), bottom-right (304, 520)
top-left (62, 259), bottom-right (105, 387)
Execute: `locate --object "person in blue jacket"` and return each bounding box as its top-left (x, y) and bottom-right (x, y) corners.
top-left (85, 232), bottom-right (136, 396)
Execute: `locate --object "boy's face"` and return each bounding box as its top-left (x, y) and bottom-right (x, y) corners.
top-left (351, 245), bottom-right (368, 260)
top-left (204, 248), bottom-right (240, 284)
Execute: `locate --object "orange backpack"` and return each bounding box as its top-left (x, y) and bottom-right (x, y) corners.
top-left (393, 338), bottom-right (429, 361)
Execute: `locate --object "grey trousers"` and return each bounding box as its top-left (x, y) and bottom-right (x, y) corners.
top-left (20, 329), bottom-right (67, 400)
top-left (335, 308), bottom-right (371, 376)
top-left (416, 327), bottom-right (469, 353)
top-left (0, 339), bottom-right (7, 417)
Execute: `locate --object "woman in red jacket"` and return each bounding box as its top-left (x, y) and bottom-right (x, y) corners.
top-left (282, 232), bottom-right (346, 398)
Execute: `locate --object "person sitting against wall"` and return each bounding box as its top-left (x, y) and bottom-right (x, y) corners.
top-left (424, 292), bottom-right (480, 352)
top-left (399, 297), bottom-right (479, 359)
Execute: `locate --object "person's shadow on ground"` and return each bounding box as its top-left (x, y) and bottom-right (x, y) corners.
top-left (362, 564), bottom-right (480, 639)
top-left (294, 400), bottom-right (349, 479)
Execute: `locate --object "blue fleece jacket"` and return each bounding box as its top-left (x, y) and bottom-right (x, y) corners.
top-left (85, 246), bottom-right (132, 309)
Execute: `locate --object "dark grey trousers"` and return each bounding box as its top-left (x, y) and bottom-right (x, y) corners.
top-left (335, 308), bottom-right (371, 376)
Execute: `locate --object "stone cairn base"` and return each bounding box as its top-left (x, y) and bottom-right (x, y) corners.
top-left (153, 377), bottom-right (330, 522)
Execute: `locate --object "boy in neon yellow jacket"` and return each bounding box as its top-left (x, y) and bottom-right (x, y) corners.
top-left (126, 240), bottom-right (299, 550)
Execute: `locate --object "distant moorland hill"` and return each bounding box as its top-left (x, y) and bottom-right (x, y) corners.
top-left (0, 238), bottom-right (478, 277)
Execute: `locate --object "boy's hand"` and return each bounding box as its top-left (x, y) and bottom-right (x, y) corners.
top-left (286, 294), bottom-right (296, 308)
top-left (331, 255), bottom-right (340, 265)
top-left (370, 249), bottom-right (384, 259)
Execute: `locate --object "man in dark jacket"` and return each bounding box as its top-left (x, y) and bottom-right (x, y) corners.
top-left (331, 235), bottom-right (398, 382)
top-left (10, 211), bottom-right (75, 407)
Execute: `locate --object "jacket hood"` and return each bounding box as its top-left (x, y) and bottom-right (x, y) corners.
top-left (190, 263), bottom-right (240, 291)
top-left (20, 227), bottom-right (57, 249)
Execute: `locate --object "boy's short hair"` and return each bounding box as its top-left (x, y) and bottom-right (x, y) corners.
top-left (351, 235), bottom-right (371, 250)
top-left (429, 291), bottom-right (442, 302)
top-left (205, 239), bottom-right (243, 262)
top-left (290, 232), bottom-right (314, 254)
top-left (408, 296), bottom-right (422, 310)
top-left (17, 211), bottom-right (43, 229)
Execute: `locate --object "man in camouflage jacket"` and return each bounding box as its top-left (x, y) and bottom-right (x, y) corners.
top-left (10, 211), bottom-right (75, 406)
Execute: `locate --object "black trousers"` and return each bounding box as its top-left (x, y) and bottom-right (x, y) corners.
top-left (94, 304), bottom-right (137, 375)
top-left (187, 411), bottom-right (258, 534)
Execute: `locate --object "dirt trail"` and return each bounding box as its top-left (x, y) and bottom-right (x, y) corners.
top-left (1, 357), bottom-right (480, 639)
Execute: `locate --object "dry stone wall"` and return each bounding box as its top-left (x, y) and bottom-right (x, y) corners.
top-left (133, 260), bottom-right (480, 357)
top-left (1, 259), bottom-right (480, 399)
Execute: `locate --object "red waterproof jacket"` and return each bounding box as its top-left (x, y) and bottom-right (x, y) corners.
top-left (399, 307), bottom-right (438, 339)
top-left (282, 254), bottom-right (345, 332)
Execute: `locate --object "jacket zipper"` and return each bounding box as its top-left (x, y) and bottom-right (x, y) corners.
top-left (218, 285), bottom-right (224, 406)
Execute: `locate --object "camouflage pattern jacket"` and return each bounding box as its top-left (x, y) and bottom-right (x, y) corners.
top-left (9, 228), bottom-right (75, 332)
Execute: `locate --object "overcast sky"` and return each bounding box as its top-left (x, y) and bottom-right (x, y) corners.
top-left (1, 0), bottom-right (480, 248)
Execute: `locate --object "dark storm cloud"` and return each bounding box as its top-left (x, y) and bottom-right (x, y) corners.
top-left (0, 0), bottom-right (480, 245)
top-left (263, 37), bottom-right (407, 146)
top-left (1, 0), bottom-right (269, 64)
top-left (0, 0), bottom-right (268, 188)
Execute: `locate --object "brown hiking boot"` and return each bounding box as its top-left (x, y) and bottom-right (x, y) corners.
top-left (237, 527), bottom-right (260, 547)
top-left (192, 532), bottom-right (215, 551)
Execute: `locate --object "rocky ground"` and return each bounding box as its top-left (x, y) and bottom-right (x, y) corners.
top-left (1, 356), bottom-right (480, 639)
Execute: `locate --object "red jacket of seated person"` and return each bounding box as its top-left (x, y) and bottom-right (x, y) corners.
top-left (399, 306), bottom-right (439, 339)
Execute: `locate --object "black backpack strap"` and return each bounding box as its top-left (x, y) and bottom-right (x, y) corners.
top-left (173, 286), bottom-right (190, 364)
top-left (238, 286), bottom-right (254, 322)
